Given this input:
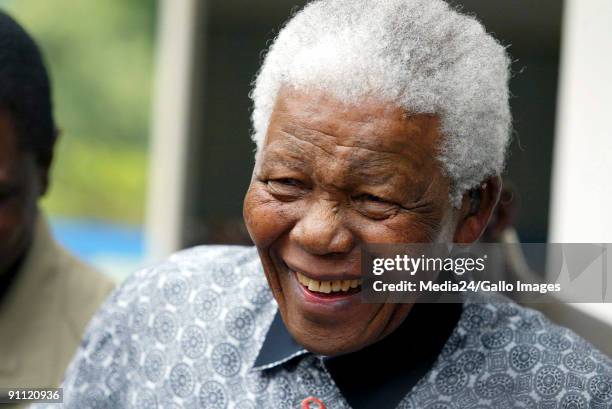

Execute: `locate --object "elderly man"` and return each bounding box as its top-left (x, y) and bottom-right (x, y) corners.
top-left (0, 11), bottom-right (114, 400)
top-left (40, 0), bottom-right (611, 408)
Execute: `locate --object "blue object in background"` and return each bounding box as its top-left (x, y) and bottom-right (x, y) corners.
top-left (50, 217), bottom-right (146, 282)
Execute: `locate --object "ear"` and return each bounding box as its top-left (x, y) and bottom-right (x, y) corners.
top-left (453, 175), bottom-right (502, 244)
top-left (37, 127), bottom-right (60, 197)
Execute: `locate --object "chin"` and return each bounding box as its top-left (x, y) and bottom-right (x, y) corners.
top-left (286, 319), bottom-right (370, 356)
top-left (280, 298), bottom-right (412, 356)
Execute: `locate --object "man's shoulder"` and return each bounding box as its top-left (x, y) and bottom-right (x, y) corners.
top-left (457, 297), bottom-right (612, 364)
top-left (56, 241), bottom-right (115, 299)
top-left (142, 244), bottom-right (260, 278)
top-left (55, 243), bottom-right (116, 340)
top-left (80, 244), bottom-right (273, 356)
top-left (114, 244), bottom-right (266, 303)
top-left (494, 301), bottom-right (605, 352)
top-left (137, 244), bottom-right (262, 287)
top-left (32, 214), bottom-right (115, 314)
top-left (432, 296), bottom-right (612, 404)
top-left (169, 244), bottom-right (259, 264)
top-left (39, 245), bottom-right (277, 408)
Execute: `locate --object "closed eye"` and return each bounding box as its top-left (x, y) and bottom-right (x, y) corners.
top-left (354, 193), bottom-right (392, 204)
top-left (265, 177), bottom-right (309, 201)
top-left (272, 178), bottom-right (303, 187)
top-left (352, 193), bottom-right (400, 220)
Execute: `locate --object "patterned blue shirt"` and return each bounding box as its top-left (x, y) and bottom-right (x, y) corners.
top-left (34, 245), bottom-right (612, 408)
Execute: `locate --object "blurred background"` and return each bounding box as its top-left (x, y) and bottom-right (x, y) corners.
top-left (0, 0), bottom-right (610, 346)
top-left (0, 0), bottom-right (155, 281)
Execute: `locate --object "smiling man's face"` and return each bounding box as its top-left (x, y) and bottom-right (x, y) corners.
top-left (243, 86), bottom-right (459, 356)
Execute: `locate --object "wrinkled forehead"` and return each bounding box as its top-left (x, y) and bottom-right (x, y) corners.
top-left (260, 86), bottom-right (445, 173)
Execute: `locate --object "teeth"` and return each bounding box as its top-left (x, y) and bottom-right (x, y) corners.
top-left (332, 280), bottom-right (342, 291)
top-left (319, 281), bottom-right (331, 293)
top-left (308, 279), bottom-right (320, 291)
top-left (294, 271), bottom-right (361, 294)
top-left (296, 272), bottom-right (309, 286)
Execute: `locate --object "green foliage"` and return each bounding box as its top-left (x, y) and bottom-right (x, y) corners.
top-left (45, 139), bottom-right (148, 223)
top-left (0, 0), bottom-right (157, 224)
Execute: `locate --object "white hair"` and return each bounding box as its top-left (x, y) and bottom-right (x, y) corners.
top-left (250, 0), bottom-right (511, 206)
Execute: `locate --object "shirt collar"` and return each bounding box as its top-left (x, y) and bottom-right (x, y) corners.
top-left (252, 310), bottom-right (309, 370)
top-left (252, 302), bottom-right (463, 409)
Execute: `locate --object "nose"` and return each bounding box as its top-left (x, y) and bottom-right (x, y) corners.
top-left (290, 198), bottom-right (354, 255)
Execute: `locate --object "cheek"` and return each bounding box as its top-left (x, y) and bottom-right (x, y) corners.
top-left (0, 206), bottom-right (20, 245)
top-left (0, 159), bottom-right (41, 269)
top-left (0, 197), bottom-right (33, 270)
top-left (243, 184), bottom-right (294, 249)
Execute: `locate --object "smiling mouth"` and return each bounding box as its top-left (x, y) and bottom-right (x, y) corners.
top-left (294, 271), bottom-right (362, 294)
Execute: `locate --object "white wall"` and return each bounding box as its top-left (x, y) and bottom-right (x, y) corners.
top-left (145, 0), bottom-right (201, 261)
top-left (549, 0), bottom-right (612, 325)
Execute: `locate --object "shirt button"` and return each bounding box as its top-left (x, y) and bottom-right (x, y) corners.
top-left (301, 396), bottom-right (326, 409)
